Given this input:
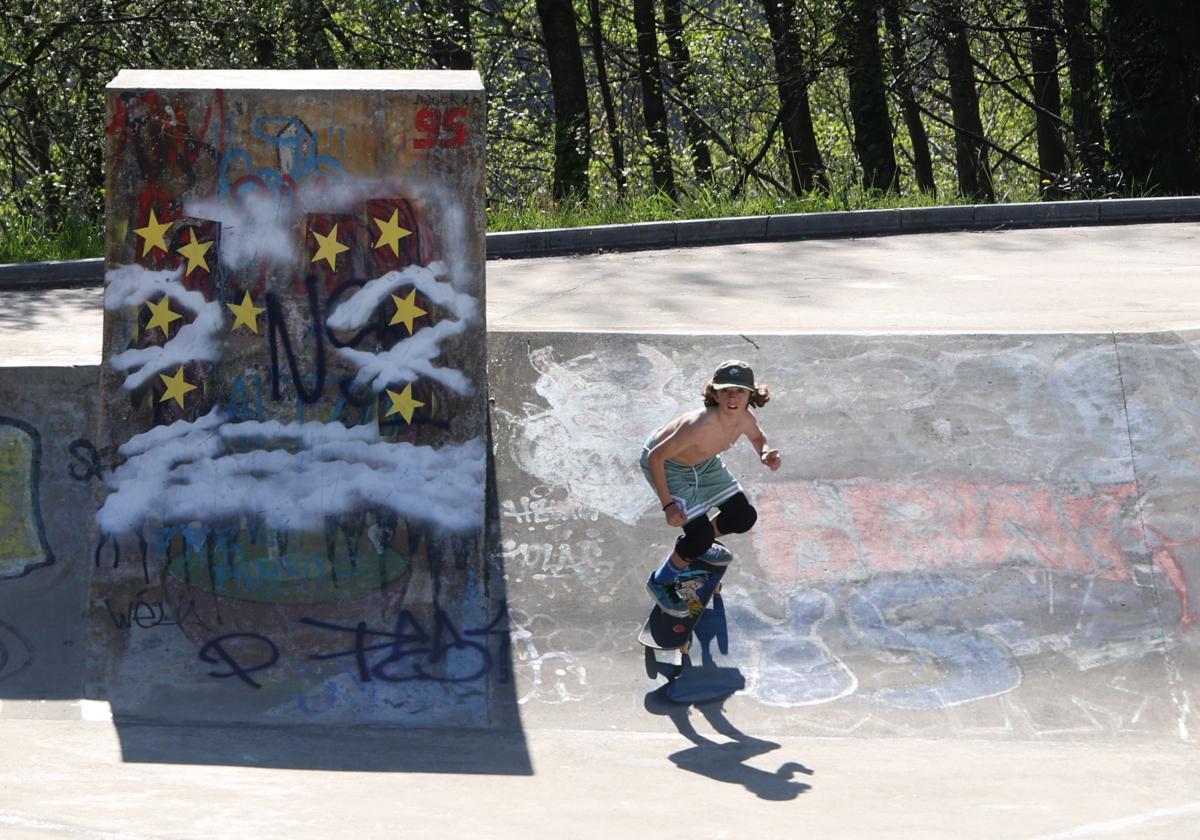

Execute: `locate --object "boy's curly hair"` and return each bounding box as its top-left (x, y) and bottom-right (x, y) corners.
top-left (703, 383), bottom-right (771, 409)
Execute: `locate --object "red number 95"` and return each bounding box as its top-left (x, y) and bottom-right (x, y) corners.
top-left (414, 107), bottom-right (469, 150)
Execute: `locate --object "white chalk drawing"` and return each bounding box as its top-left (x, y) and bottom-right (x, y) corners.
top-left (509, 611), bottom-right (589, 705)
top-left (97, 407), bottom-right (486, 534)
top-left (502, 535), bottom-right (610, 582)
top-left (497, 343), bottom-right (682, 525)
top-left (725, 587), bottom-right (858, 708)
top-left (105, 264), bottom-right (225, 390)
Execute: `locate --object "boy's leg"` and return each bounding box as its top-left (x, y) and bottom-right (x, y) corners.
top-left (658, 492), bottom-right (754, 575)
top-left (711, 492), bottom-right (757, 538)
top-left (652, 514), bottom-right (715, 577)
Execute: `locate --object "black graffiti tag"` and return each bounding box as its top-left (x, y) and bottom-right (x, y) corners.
top-left (197, 633), bottom-right (279, 689)
top-left (302, 607), bottom-right (510, 684)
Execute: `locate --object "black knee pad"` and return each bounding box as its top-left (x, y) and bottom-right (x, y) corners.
top-left (714, 493), bottom-right (757, 534)
top-left (675, 515), bottom-right (715, 561)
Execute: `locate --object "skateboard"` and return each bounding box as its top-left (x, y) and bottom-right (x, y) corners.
top-left (638, 542), bottom-right (732, 673)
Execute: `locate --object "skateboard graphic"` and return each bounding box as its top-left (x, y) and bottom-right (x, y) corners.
top-left (638, 542), bottom-right (732, 657)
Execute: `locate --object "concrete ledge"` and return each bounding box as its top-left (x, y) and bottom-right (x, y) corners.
top-left (0, 257), bottom-right (103, 290)
top-left (676, 214), bottom-right (769, 246)
top-left (1098, 195), bottom-right (1200, 222)
top-left (5, 196), bottom-right (1200, 289)
top-left (901, 205), bottom-right (977, 232)
top-left (767, 208), bottom-right (902, 239)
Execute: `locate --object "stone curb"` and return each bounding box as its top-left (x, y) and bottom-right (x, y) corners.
top-left (3, 195), bottom-right (1199, 290)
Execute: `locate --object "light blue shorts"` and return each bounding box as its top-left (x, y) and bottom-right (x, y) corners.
top-left (640, 433), bottom-right (743, 522)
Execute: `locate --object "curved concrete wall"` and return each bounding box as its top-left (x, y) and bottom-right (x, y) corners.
top-left (2, 328), bottom-right (1198, 740)
top-left (490, 331), bottom-right (1200, 741)
top-left (0, 365), bottom-right (97, 715)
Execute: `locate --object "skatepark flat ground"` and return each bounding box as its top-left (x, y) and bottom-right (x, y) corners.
top-left (2, 719), bottom-right (1199, 840)
top-left (3, 221), bottom-right (1200, 839)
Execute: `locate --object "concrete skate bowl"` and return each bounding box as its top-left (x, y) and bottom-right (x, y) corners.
top-left (2, 326), bottom-right (1198, 775)
top-left (489, 330), bottom-right (1200, 742)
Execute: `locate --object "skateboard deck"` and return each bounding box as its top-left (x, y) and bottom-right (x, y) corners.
top-left (638, 543), bottom-right (731, 652)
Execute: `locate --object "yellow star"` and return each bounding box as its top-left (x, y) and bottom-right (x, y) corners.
top-left (226, 291), bottom-right (265, 334)
top-left (159, 367), bottom-right (197, 408)
top-left (384, 384), bottom-right (425, 424)
top-left (145, 296), bottom-right (183, 337)
top-left (311, 224), bottom-right (350, 270)
top-left (134, 209), bottom-right (172, 257)
top-left (389, 289), bottom-right (428, 335)
top-left (373, 209), bottom-right (412, 257)
top-left (177, 229), bottom-right (212, 276)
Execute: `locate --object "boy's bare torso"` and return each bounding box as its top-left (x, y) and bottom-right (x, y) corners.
top-left (652, 406), bottom-right (759, 466)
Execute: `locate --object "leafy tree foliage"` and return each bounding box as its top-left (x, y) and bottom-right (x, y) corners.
top-left (0, 0), bottom-right (1196, 243)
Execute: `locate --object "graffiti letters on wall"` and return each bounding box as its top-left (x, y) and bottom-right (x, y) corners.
top-left (96, 77), bottom-right (493, 720)
top-left (0, 417), bottom-right (53, 580)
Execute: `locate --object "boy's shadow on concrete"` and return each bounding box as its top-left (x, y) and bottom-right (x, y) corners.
top-left (644, 684), bottom-right (813, 801)
top-left (642, 598), bottom-right (812, 801)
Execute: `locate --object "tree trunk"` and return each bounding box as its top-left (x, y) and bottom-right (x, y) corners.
top-left (536, 0), bottom-right (591, 202)
top-left (882, 0), bottom-right (935, 194)
top-left (842, 0), bottom-right (899, 192)
top-left (1025, 0), bottom-right (1066, 180)
top-left (632, 0), bottom-right (677, 200)
top-left (292, 0), bottom-right (338, 69)
top-left (662, 0), bottom-right (714, 184)
top-left (415, 0), bottom-right (474, 69)
top-left (1061, 0), bottom-right (1105, 183)
top-left (1102, 0), bottom-right (1200, 193)
top-left (586, 0), bottom-right (628, 196)
top-left (759, 0), bottom-right (828, 194)
top-left (935, 1), bottom-right (994, 201)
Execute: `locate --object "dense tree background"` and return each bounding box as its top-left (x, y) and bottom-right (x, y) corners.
top-left (1, 0), bottom-right (1197, 238)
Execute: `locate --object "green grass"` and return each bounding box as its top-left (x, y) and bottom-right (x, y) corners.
top-left (485, 185), bottom-right (989, 232)
top-left (0, 184), bottom-right (1061, 262)
top-left (0, 213), bottom-right (103, 264)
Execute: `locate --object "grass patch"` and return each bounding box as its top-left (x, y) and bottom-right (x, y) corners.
top-left (486, 185), bottom-right (990, 232)
top-left (0, 184), bottom-right (1078, 261)
top-left (0, 213), bottom-right (104, 263)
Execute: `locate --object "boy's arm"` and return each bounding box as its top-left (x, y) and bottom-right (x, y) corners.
top-left (647, 424), bottom-right (697, 524)
top-left (747, 416), bottom-right (782, 471)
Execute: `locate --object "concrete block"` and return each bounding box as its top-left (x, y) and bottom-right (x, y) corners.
top-left (0, 258), bottom-right (103, 290)
top-left (1099, 196), bottom-right (1200, 222)
top-left (487, 229), bottom-right (550, 259)
top-left (767, 209), bottom-right (901, 239)
top-left (94, 69), bottom-right (504, 726)
top-left (556, 220), bottom-right (676, 253)
top-left (973, 202), bottom-right (1041, 227)
top-left (900, 205), bottom-right (978, 232)
top-left (1030, 200), bottom-right (1101, 226)
top-left (676, 215), bottom-right (768, 245)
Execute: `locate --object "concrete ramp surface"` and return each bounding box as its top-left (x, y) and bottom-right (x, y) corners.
top-left (3, 226), bottom-right (1200, 838)
top-left (490, 331), bottom-right (1199, 740)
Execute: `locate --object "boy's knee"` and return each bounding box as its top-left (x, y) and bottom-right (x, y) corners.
top-left (715, 496), bottom-right (757, 534)
top-left (675, 518), bottom-right (715, 561)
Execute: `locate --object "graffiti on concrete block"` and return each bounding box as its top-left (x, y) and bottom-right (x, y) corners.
top-left (94, 81), bottom-right (489, 720)
top-left (0, 619), bottom-right (35, 683)
top-left (0, 417), bottom-right (54, 580)
top-left (189, 604), bottom-right (511, 691)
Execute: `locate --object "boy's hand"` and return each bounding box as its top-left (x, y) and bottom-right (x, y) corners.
top-left (761, 449), bottom-right (781, 471)
top-left (664, 502), bottom-right (686, 527)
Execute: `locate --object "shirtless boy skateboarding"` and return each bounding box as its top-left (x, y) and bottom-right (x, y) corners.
top-left (640, 360), bottom-right (781, 616)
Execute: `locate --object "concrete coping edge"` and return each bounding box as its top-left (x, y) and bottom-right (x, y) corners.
top-left (3, 195), bottom-right (1199, 289)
